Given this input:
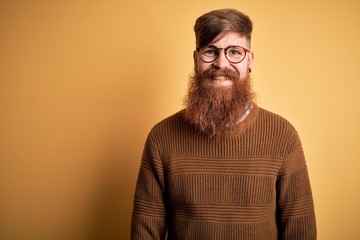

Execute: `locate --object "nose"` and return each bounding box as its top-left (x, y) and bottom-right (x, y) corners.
top-left (212, 51), bottom-right (231, 69)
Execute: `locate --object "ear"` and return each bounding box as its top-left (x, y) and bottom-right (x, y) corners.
top-left (193, 50), bottom-right (199, 72)
top-left (193, 50), bottom-right (198, 61)
top-left (248, 51), bottom-right (254, 70)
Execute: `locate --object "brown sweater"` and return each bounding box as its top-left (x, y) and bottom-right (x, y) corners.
top-left (131, 105), bottom-right (316, 239)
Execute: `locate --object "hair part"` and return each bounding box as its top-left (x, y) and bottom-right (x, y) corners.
top-left (194, 9), bottom-right (253, 49)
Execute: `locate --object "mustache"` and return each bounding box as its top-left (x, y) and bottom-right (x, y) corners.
top-left (200, 68), bottom-right (240, 81)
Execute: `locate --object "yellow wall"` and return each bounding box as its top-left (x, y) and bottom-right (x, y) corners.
top-left (1, 0), bottom-right (359, 239)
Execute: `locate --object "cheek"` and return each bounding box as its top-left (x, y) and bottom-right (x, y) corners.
top-left (238, 66), bottom-right (248, 75)
top-left (232, 65), bottom-right (249, 82)
top-left (236, 62), bottom-right (250, 76)
top-left (196, 61), bottom-right (211, 74)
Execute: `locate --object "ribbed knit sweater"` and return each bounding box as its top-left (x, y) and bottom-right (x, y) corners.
top-left (131, 105), bottom-right (316, 239)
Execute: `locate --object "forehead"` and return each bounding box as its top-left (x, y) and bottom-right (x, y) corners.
top-left (210, 32), bottom-right (249, 48)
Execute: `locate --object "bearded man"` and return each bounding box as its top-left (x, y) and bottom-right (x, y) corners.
top-left (131, 9), bottom-right (316, 240)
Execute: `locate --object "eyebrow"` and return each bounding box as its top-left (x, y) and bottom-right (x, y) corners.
top-left (205, 44), bottom-right (242, 49)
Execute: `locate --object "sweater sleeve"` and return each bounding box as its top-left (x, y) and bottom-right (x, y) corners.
top-left (131, 134), bottom-right (167, 240)
top-left (276, 130), bottom-right (317, 240)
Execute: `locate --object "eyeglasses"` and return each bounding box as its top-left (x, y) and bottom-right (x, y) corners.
top-left (197, 45), bottom-right (251, 64)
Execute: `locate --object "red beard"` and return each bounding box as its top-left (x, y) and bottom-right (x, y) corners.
top-left (184, 67), bottom-right (255, 137)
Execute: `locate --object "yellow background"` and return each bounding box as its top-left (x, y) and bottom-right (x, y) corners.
top-left (1, 0), bottom-right (359, 239)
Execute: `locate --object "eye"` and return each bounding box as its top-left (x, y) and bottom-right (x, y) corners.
top-left (227, 47), bottom-right (245, 58)
top-left (230, 50), bottom-right (240, 55)
top-left (201, 47), bottom-right (218, 56)
top-left (228, 49), bottom-right (242, 56)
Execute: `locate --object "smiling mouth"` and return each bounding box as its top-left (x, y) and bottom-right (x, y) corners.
top-left (211, 76), bottom-right (230, 82)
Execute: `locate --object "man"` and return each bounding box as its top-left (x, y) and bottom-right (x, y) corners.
top-left (131, 9), bottom-right (316, 239)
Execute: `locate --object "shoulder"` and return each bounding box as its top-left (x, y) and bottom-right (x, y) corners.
top-left (253, 106), bottom-right (302, 150)
top-left (254, 107), bottom-right (305, 160)
top-left (146, 110), bottom-right (191, 140)
top-left (256, 107), bottom-right (298, 134)
top-left (150, 111), bottom-right (186, 132)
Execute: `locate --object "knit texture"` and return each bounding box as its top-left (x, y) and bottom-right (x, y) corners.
top-left (131, 105), bottom-right (316, 239)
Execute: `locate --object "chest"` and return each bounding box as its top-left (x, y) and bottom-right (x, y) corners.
top-left (164, 155), bottom-right (281, 206)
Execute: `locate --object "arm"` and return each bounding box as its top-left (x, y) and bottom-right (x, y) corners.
top-left (276, 131), bottom-right (317, 240)
top-left (131, 134), bottom-right (167, 240)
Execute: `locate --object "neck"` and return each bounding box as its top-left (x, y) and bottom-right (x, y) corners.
top-left (224, 101), bottom-right (253, 128)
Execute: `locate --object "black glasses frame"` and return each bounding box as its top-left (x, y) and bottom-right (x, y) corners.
top-left (196, 45), bottom-right (251, 64)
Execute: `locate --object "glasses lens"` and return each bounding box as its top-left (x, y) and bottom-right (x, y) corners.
top-left (199, 46), bottom-right (218, 62)
top-left (226, 46), bottom-right (246, 63)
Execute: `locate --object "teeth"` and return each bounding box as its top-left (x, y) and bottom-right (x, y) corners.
top-left (212, 76), bottom-right (229, 82)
